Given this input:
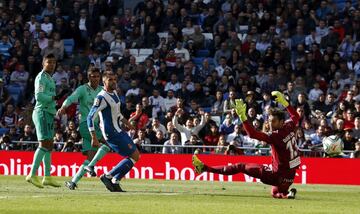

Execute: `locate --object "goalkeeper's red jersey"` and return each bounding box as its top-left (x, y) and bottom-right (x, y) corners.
top-left (243, 106), bottom-right (300, 172)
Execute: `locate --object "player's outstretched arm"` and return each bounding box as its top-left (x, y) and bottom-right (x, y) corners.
top-left (232, 99), bottom-right (271, 143)
top-left (271, 91), bottom-right (299, 125)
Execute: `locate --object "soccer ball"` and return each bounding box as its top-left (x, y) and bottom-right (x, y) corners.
top-left (322, 135), bottom-right (344, 156)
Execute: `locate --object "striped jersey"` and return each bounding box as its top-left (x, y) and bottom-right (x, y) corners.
top-left (87, 89), bottom-right (124, 140)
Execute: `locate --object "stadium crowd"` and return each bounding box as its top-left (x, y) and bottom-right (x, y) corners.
top-left (0, 0), bottom-right (360, 158)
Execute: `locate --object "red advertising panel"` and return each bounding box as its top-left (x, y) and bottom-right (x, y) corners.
top-left (0, 151), bottom-right (359, 185)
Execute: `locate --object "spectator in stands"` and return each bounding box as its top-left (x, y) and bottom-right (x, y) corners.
top-left (129, 103), bottom-right (150, 131)
top-left (350, 142), bottom-right (360, 158)
top-left (41, 16), bottom-right (53, 35)
top-left (144, 25), bottom-right (159, 49)
top-left (223, 89), bottom-right (237, 115)
top-left (52, 64), bottom-right (69, 86)
top-left (18, 124), bottom-right (36, 151)
top-left (162, 132), bottom-right (182, 154)
top-left (203, 124), bottom-right (220, 151)
top-left (174, 41), bottom-right (190, 62)
top-left (0, 134), bottom-right (12, 150)
top-left (343, 129), bottom-right (356, 151)
top-left (309, 125), bottom-right (326, 147)
top-left (214, 42), bottom-right (231, 67)
top-left (109, 34), bottom-right (126, 57)
top-left (0, 78), bottom-right (12, 117)
top-left (134, 129), bottom-right (151, 153)
top-left (164, 74), bottom-right (181, 93)
top-left (219, 113), bottom-right (235, 135)
top-left (10, 63), bottom-right (29, 90)
top-left (224, 141), bottom-right (243, 156)
top-left (189, 26), bottom-right (204, 49)
top-left (163, 90), bottom-right (177, 112)
top-left (226, 124), bottom-right (244, 146)
top-left (149, 89), bottom-right (166, 119)
top-left (173, 108), bottom-right (205, 145)
top-left (0, 35), bottom-right (12, 61)
top-left (0, 104), bottom-right (17, 129)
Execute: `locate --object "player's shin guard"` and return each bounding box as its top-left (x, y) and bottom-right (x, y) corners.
top-left (29, 147), bottom-right (47, 176)
top-left (109, 158), bottom-right (135, 182)
top-left (71, 160), bottom-right (90, 184)
top-left (206, 163), bottom-right (263, 178)
top-left (43, 149), bottom-right (51, 176)
top-left (87, 145), bottom-right (110, 167)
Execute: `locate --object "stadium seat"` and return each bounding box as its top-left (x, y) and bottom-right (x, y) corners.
top-left (62, 16), bottom-right (69, 21)
top-left (207, 58), bottom-right (215, 66)
top-left (129, 49), bottom-right (139, 57)
top-left (0, 70), bottom-right (3, 78)
top-left (135, 56), bottom-right (146, 64)
top-left (6, 84), bottom-right (23, 105)
top-left (237, 33), bottom-right (247, 41)
top-left (63, 39), bottom-right (75, 56)
top-left (6, 84), bottom-right (23, 95)
top-left (238, 25), bottom-right (249, 34)
top-left (157, 32), bottom-right (168, 40)
top-left (202, 33), bottom-right (213, 40)
top-left (211, 116), bottom-right (221, 126)
top-left (196, 50), bottom-right (210, 57)
top-left (192, 57), bottom-right (204, 67)
top-left (35, 15), bottom-right (42, 22)
top-left (0, 128), bottom-right (9, 136)
top-left (202, 107), bottom-right (212, 113)
top-left (139, 49), bottom-right (153, 56)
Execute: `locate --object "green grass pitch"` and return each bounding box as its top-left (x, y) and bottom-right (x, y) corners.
top-left (0, 176), bottom-right (359, 214)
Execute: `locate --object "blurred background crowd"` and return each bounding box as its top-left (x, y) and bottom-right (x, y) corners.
top-left (0, 0), bottom-right (360, 158)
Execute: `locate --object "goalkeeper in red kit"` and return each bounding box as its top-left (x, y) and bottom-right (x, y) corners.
top-left (193, 91), bottom-right (300, 199)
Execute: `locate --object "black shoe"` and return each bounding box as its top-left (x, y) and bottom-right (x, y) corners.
top-left (65, 181), bottom-right (78, 190)
top-left (84, 166), bottom-right (97, 177)
top-left (100, 174), bottom-right (115, 192)
top-left (287, 188), bottom-right (297, 199)
top-left (113, 183), bottom-right (126, 192)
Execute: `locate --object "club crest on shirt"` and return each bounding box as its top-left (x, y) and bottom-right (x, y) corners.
top-left (128, 143), bottom-right (133, 149)
top-left (38, 84), bottom-right (44, 92)
top-left (94, 98), bottom-right (101, 107)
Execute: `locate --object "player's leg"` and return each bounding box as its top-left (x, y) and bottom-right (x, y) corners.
top-left (65, 122), bottom-right (98, 189)
top-left (82, 123), bottom-right (110, 176)
top-left (271, 184), bottom-right (297, 199)
top-left (41, 139), bottom-right (61, 187)
top-left (270, 170), bottom-right (297, 199)
top-left (100, 132), bottom-right (139, 192)
top-left (193, 154), bottom-right (265, 178)
top-left (40, 112), bottom-right (60, 187)
top-left (26, 111), bottom-right (55, 188)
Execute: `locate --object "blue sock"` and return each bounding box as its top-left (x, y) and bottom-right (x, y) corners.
top-left (108, 158), bottom-right (134, 181)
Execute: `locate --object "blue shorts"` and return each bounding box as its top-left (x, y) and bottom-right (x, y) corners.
top-left (107, 131), bottom-right (137, 157)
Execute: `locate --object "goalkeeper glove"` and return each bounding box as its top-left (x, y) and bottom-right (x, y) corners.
top-left (271, 91), bottom-right (289, 107)
top-left (232, 99), bottom-right (247, 122)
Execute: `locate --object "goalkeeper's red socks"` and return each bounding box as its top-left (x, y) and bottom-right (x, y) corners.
top-left (204, 163), bottom-right (264, 178)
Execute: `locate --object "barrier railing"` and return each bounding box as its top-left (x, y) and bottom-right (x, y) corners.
top-left (6, 141), bottom-right (354, 156)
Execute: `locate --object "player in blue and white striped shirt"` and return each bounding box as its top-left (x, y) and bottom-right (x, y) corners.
top-left (87, 71), bottom-right (140, 192)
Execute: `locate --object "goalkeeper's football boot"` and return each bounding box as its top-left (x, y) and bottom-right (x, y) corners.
top-left (100, 174), bottom-right (115, 192)
top-left (42, 176), bottom-right (61, 187)
top-left (84, 166), bottom-right (97, 177)
top-left (192, 153), bottom-right (205, 174)
top-left (112, 182), bottom-right (126, 192)
top-left (287, 188), bottom-right (297, 199)
top-left (65, 181), bottom-right (78, 190)
top-left (25, 175), bottom-right (44, 188)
